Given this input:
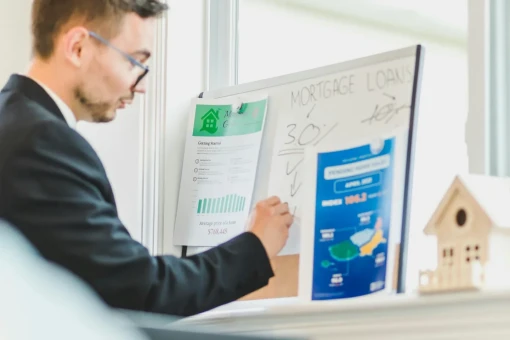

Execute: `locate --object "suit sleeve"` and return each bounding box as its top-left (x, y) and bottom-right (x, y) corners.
top-left (0, 120), bottom-right (274, 316)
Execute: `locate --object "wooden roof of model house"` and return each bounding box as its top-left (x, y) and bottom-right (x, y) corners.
top-left (424, 174), bottom-right (510, 235)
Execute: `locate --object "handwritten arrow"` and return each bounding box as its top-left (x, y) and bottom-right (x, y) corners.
top-left (306, 104), bottom-right (316, 118)
top-left (383, 93), bottom-right (396, 101)
top-left (290, 171), bottom-right (302, 197)
top-left (286, 158), bottom-right (304, 175)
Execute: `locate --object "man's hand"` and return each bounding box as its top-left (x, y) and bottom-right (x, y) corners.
top-left (247, 196), bottom-right (293, 259)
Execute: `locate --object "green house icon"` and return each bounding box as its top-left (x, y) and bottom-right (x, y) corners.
top-left (200, 109), bottom-right (219, 134)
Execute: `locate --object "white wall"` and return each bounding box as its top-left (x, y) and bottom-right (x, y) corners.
top-left (0, 1), bottom-right (31, 85)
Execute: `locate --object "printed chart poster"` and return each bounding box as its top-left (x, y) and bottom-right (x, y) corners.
top-left (311, 137), bottom-right (395, 300)
top-left (173, 97), bottom-right (268, 246)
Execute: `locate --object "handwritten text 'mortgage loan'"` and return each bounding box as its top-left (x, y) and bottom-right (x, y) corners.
top-left (290, 64), bottom-right (413, 108)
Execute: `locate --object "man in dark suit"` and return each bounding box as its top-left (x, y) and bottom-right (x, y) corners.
top-left (0, 0), bottom-right (293, 317)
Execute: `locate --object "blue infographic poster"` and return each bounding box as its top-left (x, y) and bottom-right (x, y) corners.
top-left (311, 137), bottom-right (395, 300)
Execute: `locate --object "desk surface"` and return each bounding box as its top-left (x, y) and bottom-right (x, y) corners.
top-left (178, 289), bottom-right (510, 339)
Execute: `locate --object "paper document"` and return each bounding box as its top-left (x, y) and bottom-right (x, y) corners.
top-left (299, 134), bottom-right (405, 301)
top-left (173, 95), bottom-right (268, 246)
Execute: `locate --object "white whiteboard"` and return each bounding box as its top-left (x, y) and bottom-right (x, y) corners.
top-left (186, 45), bottom-right (423, 285)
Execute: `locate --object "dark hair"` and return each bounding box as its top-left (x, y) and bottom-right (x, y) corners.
top-left (31, 0), bottom-right (168, 59)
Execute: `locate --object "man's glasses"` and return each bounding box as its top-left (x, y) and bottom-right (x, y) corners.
top-left (88, 31), bottom-right (149, 88)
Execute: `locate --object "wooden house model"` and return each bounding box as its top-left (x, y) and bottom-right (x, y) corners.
top-left (418, 173), bottom-right (510, 294)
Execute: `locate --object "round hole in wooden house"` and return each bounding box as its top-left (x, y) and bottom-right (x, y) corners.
top-left (456, 208), bottom-right (467, 227)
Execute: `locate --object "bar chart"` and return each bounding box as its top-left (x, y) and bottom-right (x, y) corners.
top-left (197, 194), bottom-right (247, 214)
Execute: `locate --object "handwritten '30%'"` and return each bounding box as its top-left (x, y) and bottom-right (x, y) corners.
top-left (276, 104), bottom-right (338, 216)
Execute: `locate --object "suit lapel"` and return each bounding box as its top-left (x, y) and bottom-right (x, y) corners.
top-left (1, 74), bottom-right (66, 124)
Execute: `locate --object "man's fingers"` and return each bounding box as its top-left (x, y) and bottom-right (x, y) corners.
top-left (279, 213), bottom-right (293, 227)
top-left (272, 202), bottom-right (289, 215)
top-left (265, 196), bottom-right (281, 206)
top-left (286, 213), bottom-right (294, 226)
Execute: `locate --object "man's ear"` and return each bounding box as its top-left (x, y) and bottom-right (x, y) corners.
top-left (62, 27), bottom-right (90, 67)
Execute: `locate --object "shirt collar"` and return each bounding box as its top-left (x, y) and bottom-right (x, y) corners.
top-left (32, 79), bottom-right (77, 129)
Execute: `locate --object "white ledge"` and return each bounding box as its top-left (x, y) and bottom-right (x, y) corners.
top-left (176, 290), bottom-right (510, 339)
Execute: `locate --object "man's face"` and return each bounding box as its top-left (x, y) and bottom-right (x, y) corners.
top-left (75, 14), bottom-right (155, 123)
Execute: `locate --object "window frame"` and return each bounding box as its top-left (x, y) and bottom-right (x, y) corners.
top-left (207, 0), bottom-right (239, 90)
top-left (139, 6), bottom-right (168, 254)
top-left (466, 0), bottom-right (490, 175)
top-left (485, 0), bottom-right (510, 176)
